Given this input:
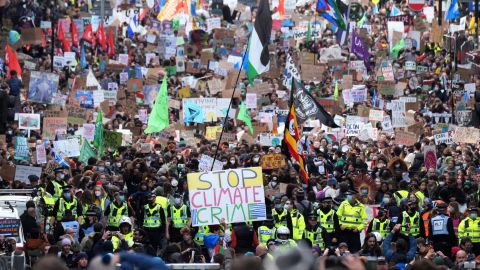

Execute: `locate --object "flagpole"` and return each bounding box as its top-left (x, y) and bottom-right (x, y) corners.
top-left (210, 44), bottom-right (249, 171)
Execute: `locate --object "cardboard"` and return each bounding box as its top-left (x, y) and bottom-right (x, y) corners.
top-left (21, 28), bottom-right (43, 45)
top-left (127, 79), bottom-right (144, 92)
top-left (0, 164), bottom-right (15, 182)
top-left (394, 130), bottom-right (417, 146)
top-left (67, 105), bottom-right (88, 125)
top-left (260, 154), bottom-right (287, 170)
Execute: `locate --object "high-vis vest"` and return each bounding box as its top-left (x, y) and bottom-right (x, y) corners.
top-left (57, 198), bottom-right (78, 220)
top-left (415, 191), bottom-right (425, 207)
top-left (155, 196), bottom-right (169, 217)
top-left (112, 231), bottom-right (134, 250)
top-left (400, 211), bottom-right (420, 237)
top-left (305, 227), bottom-right (324, 249)
top-left (422, 211), bottom-right (431, 237)
top-left (143, 204), bottom-right (162, 228)
top-left (272, 208), bottom-right (288, 228)
top-left (52, 181), bottom-right (64, 200)
top-left (337, 200), bottom-right (367, 231)
top-left (430, 215), bottom-right (449, 236)
top-left (40, 187), bottom-right (55, 207)
top-left (317, 209), bottom-right (335, 233)
top-left (171, 205), bottom-right (188, 228)
top-left (107, 202), bottom-right (128, 228)
top-left (394, 190), bottom-right (409, 205)
top-left (371, 218), bottom-right (390, 238)
top-left (291, 210), bottom-right (305, 241)
top-left (458, 217), bottom-right (480, 243)
top-left (194, 225), bottom-right (209, 246)
top-left (257, 226), bottom-right (275, 247)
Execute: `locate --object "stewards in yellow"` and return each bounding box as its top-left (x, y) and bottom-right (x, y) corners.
top-left (398, 200), bottom-right (425, 239)
top-left (458, 207), bottom-right (480, 254)
top-left (336, 190), bottom-right (367, 253)
top-left (366, 207), bottom-right (391, 239)
top-left (111, 217), bottom-right (134, 251)
top-left (316, 196), bottom-right (338, 243)
top-left (284, 199), bottom-right (305, 241)
top-left (272, 198), bottom-right (288, 228)
top-left (304, 211), bottom-right (330, 250)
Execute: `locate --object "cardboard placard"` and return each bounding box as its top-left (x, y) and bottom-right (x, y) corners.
top-left (127, 79), bottom-right (144, 92)
top-left (260, 154), bottom-right (287, 170)
top-left (43, 117), bottom-right (68, 139)
top-left (394, 130), bottom-right (417, 146)
top-left (0, 164), bottom-right (15, 182)
top-left (14, 165), bottom-right (42, 183)
top-left (21, 28), bottom-right (43, 45)
top-left (301, 64), bottom-right (323, 81)
top-left (67, 105), bottom-right (88, 125)
top-left (378, 80), bottom-right (396, 95)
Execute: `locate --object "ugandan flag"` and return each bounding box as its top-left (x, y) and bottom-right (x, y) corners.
top-left (247, 0), bottom-right (272, 83)
top-left (283, 101), bottom-right (308, 184)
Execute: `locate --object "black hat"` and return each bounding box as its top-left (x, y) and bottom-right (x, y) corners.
top-left (320, 196), bottom-right (333, 202)
top-left (28, 175), bottom-right (39, 182)
top-left (307, 211), bottom-right (318, 218)
top-left (344, 189), bottom-right (358, 195)
top-left (436, 203), bottom-right (448, 210)
top-left (54, 168), bottom-right (64, 173)
top-left (63, 185), bottom-right (72, 192)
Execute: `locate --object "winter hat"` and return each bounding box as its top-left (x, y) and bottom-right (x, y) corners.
top-left (61, 238), bottom-right (71, 246)
top-left (327, 176), bottom-right (337, 186)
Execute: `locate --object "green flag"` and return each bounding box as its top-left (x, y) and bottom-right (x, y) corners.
top-left (144, 76), bottom-right (169, 134)
top-left (237, 102), bottom-right (253, 134)
top-left (390, 38), bottom-right (405, 59)
top-left (93, 111), bottom-right (104, 158)
top-left (306, 21), bottom-right (312, 43)
top-left (79, 140), bottom-right (96, 164)
top-left (333, 80), bottom-right (339, 101)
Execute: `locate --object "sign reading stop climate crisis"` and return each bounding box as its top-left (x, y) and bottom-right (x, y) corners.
top-left (187, 167), bottom-right (266, 226)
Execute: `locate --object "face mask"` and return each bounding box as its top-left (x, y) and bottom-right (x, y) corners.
top-left (284, 204), bottom-right (289, 210)
top-left (383, 197), bottom-right (390, 204)
top-left (361, 189), bottom-right (368, 195)
top-left (230, 159), bottom-right (235, 164)
top-left (253, 157), bottom-right (260, 163)
top-left (346, 195), bottom-right (353, 201)
top-left (119, 195), bottom-right (125, 202)
top-left (447, 207), bottom-right (454, 213)
top-left (64, 192), bottom-right (71, 199)
top-left (439, 181), bottom-right (445, 187)
top-left (97, 166), bottom-right (105, 172)
top-left (222, 161), bottom-right (227, 166)
top-left (105, 162), bottom-right (110, 167)
top-left (59, 174), bottom-right (65, 179)
top-left (470, 213), bottom-right (478, 219)
top-left (275, 204), bottom-right (282, 210)
top-left (155, 151), bottom-right (161, 155)
top-left (95, 191), bottom-right (101, 197)
top-left (116, 162), bottom-right (122, 167)
top-left (174, 198), bottom-right (181, 205)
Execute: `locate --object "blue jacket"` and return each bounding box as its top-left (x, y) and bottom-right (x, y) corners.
top-left (8, 78), bottom-right (22, 96)
top-left (383, 233), bottom-right (416, 263)
top-left (119, 252), bottom-right (169, 270)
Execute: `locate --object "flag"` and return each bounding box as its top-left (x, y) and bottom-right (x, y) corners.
top-left (79, 140), bottom-right (96, 164)
top-left (107, 28), bottom-right (115, 57)
top-left (57, 23), bottom-right (65, 43)
top-left (445, 0), bottom-right (459, 20)
top-left (283, 53), bottom-right (300, 90)
top-left (306, 21), bottom-right (312, 43)
top-left (464, 90), bottom-right (470, 101)
top-left (316, 0), bottom-right (328, 11)
top-left (145, 76), bottom-right (170, 134)
top-left (41, 31), bottom-right (46, 48)
top-left (292, 79), bottom-right (339, 128)
top-left (96, 23), bottom-right (107, 51)
top-left (390, 38), bottom-right (405, 58)
top-left (318, 0), bottom-right (347, 30)
top-left (80, 43), bottom-right (87, 69)
top-left (351, 31), bottom-right (370, 70)
top-left (93, 111), bottom-right (104, 158)
top-left (389, 5), bottom-right (402, 16)
top-left (54, 153), bottom-right (70, 168)
top-left (237, 102), bottom-right (254, 134)
top-left (246, 0), bottom-right (272, 83)
top-left (127, 15), bottom-right (137, 39)
top-left (372, 89), bottom-right (377, 107)
top-left (71, 19), bottom-right (79, 47)
top-left (83, 23), bottom-right (95, 46)
top-left (283, 98), bottom-right (308, 184)
top-left (335, 22), bottom-right (349, 46)
top-left (333, 80), bottom-right (339, 100)
top-left (278, 0), bottom-right (285, 18)
top-left (5, 45), bottom-right (22, 79)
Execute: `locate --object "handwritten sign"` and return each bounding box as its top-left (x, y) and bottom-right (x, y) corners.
top-left (36, 144), bottom-right (47, 164)
top-left (53, 138), bottom-right (81, 157)
top-left (424, 145), bottom-right (437, 170)
top-left (434, 131), bottom-right (455, 145)
top-left (187, 167), bottom-right (266, 226)
top-left (14, 137), bottom-right (29, 160)
top-left (260, 154), bottom-right (287, 170)
top-left (14, 165), bottom-right (42, 183)
top-left (67, 106), bottom-right (88, 125)
top-left (104, 131), bottom-right (123, 149)
top-left (394, 131), bottom-right (417, 146)
top-left (42, 117), bottom-right (68, 139)
top-left (198, 155), bottom-right (224, 172)
top-left (453, 127), bottom-right (480, 144)
top-left (258, 133), bottom-right (283, 147)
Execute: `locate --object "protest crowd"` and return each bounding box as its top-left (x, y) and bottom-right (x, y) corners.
top-left (0, 0), bottom-right (480, 269)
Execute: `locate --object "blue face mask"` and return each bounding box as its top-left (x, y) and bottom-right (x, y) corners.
top-left (471, 213), bottom-right (478, 219)
top-left (119, 196), bottom-right (125, 202)
top-left (275, 204), bottom-right (282, 209)
top-left (64, 192), bottom-right (71, 200)
top-left (346, 195), bottom-right (353, 201)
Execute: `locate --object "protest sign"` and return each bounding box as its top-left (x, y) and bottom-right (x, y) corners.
top-left (18, 113), bottom-right (41, 130)
top-left (260, 154), bottom-right (287, 170)
top-left (246, 93), bottom-right (257, 109)
top-left (453, 127), bottom-right (480, 144)
top-left (0, 219), bottom-right (21, 237)
top-left (434, 131), bottom-right (455, 145)
top-left (0, 164), bottom-right (15, 182)
top-left (53, 138), bottom-right (80, 157)
top-left (187, 167), bottom-right (266, 226)
top-left (104, 131), bottom-right (123, 149)
top-left (43, 117), bottom-right (68, 139)
top-left (345, 123), bottom-right (362, 137)
top-left (258, 134), bottom-right (283, 147)
top-left (67, 106), bottom-right (88, 125)
top-left (28, 71), bottom-right (59, 104)
top-left (82, 124), bottom-right (95, 141)
top-left (36, 144), bottom-right (47, 164)
top-left (424, 145), bottom-right (437, 170)
top-left (394, 131), bottom-right (417, 146)
top-left (198, 155), bottom-right (224, 172)
top-left (378, 80), bottom-right (396, 96)
top-left (14, 137), bottom-right (29, 160)
top-left (368, 109), bottom-right (384, 121)
top-left (391, 100), bottom-right (407, 127)
top-left (14, 165), bottom-right (42, 183)
top-left (205, 126), bottom-right (223, 140)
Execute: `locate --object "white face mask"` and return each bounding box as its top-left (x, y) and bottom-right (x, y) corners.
top-left (253, 157), bottom-right (260, 163)
top-left (95, 191), bottom-right (101, 197)
top-left (230, 159), bottom-right (235, 164)
top-left (155, 151), bottom-right (161, 155)
top-left (116, 162), bottom-right (122, 167)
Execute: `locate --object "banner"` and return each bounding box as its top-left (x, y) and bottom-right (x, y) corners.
top-left (260, 154), bottom-right (287, 170)
top-left (258, 133), bottom-right (283, 146)
top-left (14, 137), bottom-right (29, 160)
top-left (0, 219), bottom-right (20, 237)
top-left (28, 71), bottom-right (59, 104)
top-left (14, 165), bottom-right (42, 183)
top-left (18, 113), bottom-right (41, 130)
top-left (187, 167), bottom-right (266, 226)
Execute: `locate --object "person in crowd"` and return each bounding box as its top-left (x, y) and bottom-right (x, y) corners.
top-left (336, 190), bottom-right (367, 253)
top-left (366, 207), bottom-right (391, 240)
top-left (427, 202), bottom-right (457, 257)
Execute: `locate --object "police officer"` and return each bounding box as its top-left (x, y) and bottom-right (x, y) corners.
top-left (316, 196), bottom-right (338, 243)
top-left (428, 203), bottom-right (456, 256)
top-left (53, 186), bottom-right (83, 222)
top-left (104, 191), bottom-right (131, 231)
top-left (142, 192), bottom-right (168, 251)
top-left (111, 217), bottom-right (134, 251)
top-left (167, 193), bottom-right (191, 243)
top-left (394, 181), bottom-right (409, 206)
top-left (398, 200), bottom-right (425, 239)
top-left (275, 226), bottom-right (297, 250)
top-left (46, 168), bottom-right (68, 201)
top-left (304, 211), bottom-right (330, 250)
top-left (272, 197), bottom-right (288, 228)
top-left (367, 207), bottom-right (391, 239)
top-left (336, 190), bottom-right (367, 253)
top-left (285, 199), bottom-right (305, 241)
top-left (458, 207), bottom-right (480, 255)
top-left (256, 218), bottom-right (276, 248)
